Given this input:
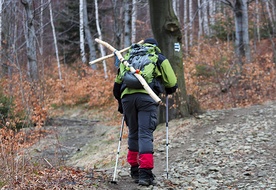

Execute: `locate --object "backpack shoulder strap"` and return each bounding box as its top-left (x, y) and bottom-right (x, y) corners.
top-left (156, 53), bottom-right (166, 69)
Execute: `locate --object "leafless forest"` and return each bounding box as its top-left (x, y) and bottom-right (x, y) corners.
top-left (0, 0), bottom-right (275, 188)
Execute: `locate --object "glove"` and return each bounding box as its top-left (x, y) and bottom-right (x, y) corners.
top-left (165, 84), bottom-right (178, 94)
top-left (117, 99), bottom-right (123, 114)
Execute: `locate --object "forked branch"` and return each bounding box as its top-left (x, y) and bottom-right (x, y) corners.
top-left (89, 40), bottom-right (144, 65)
top-left (94, 38), bottom-right (161, 103)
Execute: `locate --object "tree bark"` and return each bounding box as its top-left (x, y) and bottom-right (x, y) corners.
top-left (95, 0), bottom-right (108, 78)
top-left (131, 0), bottom-right (137, 43)
top-left (21, 0), bottom-right (38, 81)
top-left (183, 0), bottom-right (188, 54)
top-left (172, 0), bottom-right (180, 18)
top-left (83, 0), bottom-right (97, 69)
top-left (123, 0), bottom-right (131, 47)
top-left (149, 0), bottom-right (189, 122)
top-left (266, 1), bottom-right (273, 25)
top-left (49, 0), bottom-right (62, 80)
top-left (233, 0), bottom-right (251, 64)
top-left (112, 0), bottom-right (122, 48)
top-left (202, 0), bottom-right (209, 36)
top-left (0, 0), bottom-right (3, 63)
top-left (79, 0), bottom-right (86, 63)
top-left (39, 0), bottom-right (44, 56)
top-left (209, 0), bottom-right (215, 35)
top-left (198, 0), bottom-right (203, 38)
top-left (221, 0), bottom-right (251, 64)
top-left (189, 0), bottom-right (193, 46)
top-left (255, 0), bottom-right (260, 42)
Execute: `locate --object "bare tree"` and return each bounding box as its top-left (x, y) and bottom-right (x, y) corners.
top-left (49, 0), bottom-right (62, 80)
top-left (21, 0), bottom-right (38, 81)
top-left (255, 0), bottom-right (260, 42)
top-left (131, 0), bottom-right (137, 43)
top-left (112, 0), bottom-right (122, 48)
top-left (189, 0), bottom-right (193, 46)
top-left (172, 0), bottom-right (180, 18)
top-left (221, 0), bottom-right (251, 64)
top-left (0, 0), bottom-right (3, 63)
top-left (79, 0), bottom-right (86, 63)
top-left (198, 0), bottom-right (203, 38)
top-left (202, 0), bottom-right (209, 36)
top-left (83, 0), bottom-right (97, 69)
top-left (183, 0), bottom-right (188, 53)
top-left (95, 0), bottom-right (108, 78)
top-left (209, 0), bottom-right (216, 35)
top-left (39, 0), bottom-right (44, 56)
top-left (265, 1), bottom-right (274, 26)
top-left (124, 0), bottom-right (131, 46)
top-left (260, 0), bottom-right (276, 63)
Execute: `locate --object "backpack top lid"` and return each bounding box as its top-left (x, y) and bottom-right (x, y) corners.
top-left (144, 38), bottom-right (158, 46)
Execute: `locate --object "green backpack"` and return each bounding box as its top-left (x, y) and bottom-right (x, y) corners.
top-left (122, 43), bottom-right (160, 89)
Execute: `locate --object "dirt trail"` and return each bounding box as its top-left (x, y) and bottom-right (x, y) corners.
top-left (28, 101), bottom-right (276, 190)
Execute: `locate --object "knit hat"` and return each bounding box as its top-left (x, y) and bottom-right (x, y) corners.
top-left (144, 38), bottom-right (158, 46)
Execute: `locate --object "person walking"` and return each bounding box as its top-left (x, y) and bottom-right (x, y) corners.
top-left (113, 38), bottom-right (177, 186)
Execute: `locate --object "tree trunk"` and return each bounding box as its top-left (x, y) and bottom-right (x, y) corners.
top-left (0, 0), bottom-right (3, 63)
top-left (49, 0), bottom-right (62, 80)
top-left (95, 0), bottom-right (108, 78)
top-left (112, 0), bottom-right (122, 48)
top-left (255, 0), bottom-right (260, 42)
top-left (79, 0), bottom-right (86, 63)
top-left (21, 0), bottom-right (38, 81)
top-left (272, 1), bottom-right (276, 29)
top-left (233, 0), bottom-right (251, 64)
top-left (189, 0), bottom-right (193, 46)
top-left (39, 0), bottom-right (44, 56)
top-left (172, 0), bottom-right (180, 18)
top-left (124, 0), bottom-right (131, 47)
top-left (261, 1), bottom-right (276, 64)
top-left (209, 0), bottom-right (215, 35)
top-left (202, 0), bottom-right (209, 36)
top-left (131, 0), bottom-right (137, 43)
top-left (266, 1), bottom-right (273, 26)
top-left (83, 0), bottom-right (97, 69)
top-left (183, 0), bottom-right (188, 54)
top-left (149, 0), bottom-right (189, 122)
top-left (198, 0), bottom-right (203, 38)
top-left (266, 1), bottom-right (276, 35)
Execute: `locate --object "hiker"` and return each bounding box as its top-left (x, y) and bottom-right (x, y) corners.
top-left (113, 38), bottom-right (177, 186)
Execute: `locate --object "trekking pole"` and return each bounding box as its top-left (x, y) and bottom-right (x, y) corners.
top-left (111, 116), bottom-right (125, 184)
top-left (165, 95), bottom-right (169, 179)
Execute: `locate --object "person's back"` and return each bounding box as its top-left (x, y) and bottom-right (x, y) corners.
top-left (113, 38), bottom-right (177, 186)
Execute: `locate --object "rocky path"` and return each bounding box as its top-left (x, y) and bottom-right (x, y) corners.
top-left (28, 101), bottom-right (276, 189)
top-left (106, 101), bottom-right (276, 190)
top-left (158, 102), bottom-right (276, 190)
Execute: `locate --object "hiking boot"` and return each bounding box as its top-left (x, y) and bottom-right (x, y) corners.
top-left (138, 168), bottom-right (156, 186)
top-left (130, 166), bottom-right (139, 183)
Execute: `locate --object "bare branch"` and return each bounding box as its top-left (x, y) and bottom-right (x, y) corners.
top-left (219, 0), bottom-right (234, 8)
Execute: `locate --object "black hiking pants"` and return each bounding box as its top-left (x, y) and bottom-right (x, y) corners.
top-left (122, 93), bottom-right (158, 155)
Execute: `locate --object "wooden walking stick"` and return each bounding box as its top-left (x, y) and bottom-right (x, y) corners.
top-left (95, 38), bottom-right (161, 103)
top-left (89, 40), bottom-right (144, 65)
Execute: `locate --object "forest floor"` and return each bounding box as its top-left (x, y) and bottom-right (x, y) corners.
top-left (23, 101), bottom-right (276, 190)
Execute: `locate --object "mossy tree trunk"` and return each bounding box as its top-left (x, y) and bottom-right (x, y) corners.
top-left (149, 0), bottom-right (189, 122)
